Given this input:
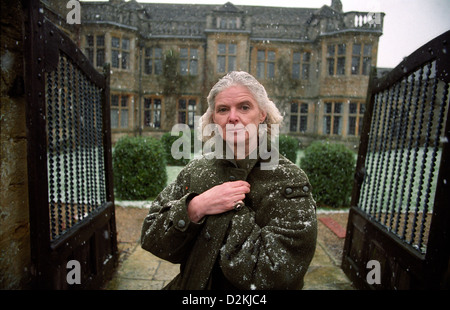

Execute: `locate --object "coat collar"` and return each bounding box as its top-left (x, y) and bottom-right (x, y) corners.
top-left (213, 139), bottom-right (278, 178)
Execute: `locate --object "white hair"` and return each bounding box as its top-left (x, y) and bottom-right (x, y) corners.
top-left (198, 71), bottom-right (283, 142)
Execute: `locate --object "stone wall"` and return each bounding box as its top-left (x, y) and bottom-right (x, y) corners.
top-left (0, 0), bottom-right (31, 289)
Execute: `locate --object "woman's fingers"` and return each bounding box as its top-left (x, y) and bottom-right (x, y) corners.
top-left (232, 180), bottom-right (251, 190)
top-left (228, 180), bottom-right (251, 194)
top-left (204, 181), bottom-right (250, 211)
top-left (207, 181), bottom-right (250, 197)
top-left (187, 180), bottom-right (251, 221)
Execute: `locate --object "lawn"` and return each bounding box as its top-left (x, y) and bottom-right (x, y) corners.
top-left (166, 165), bottom-right (184, 185)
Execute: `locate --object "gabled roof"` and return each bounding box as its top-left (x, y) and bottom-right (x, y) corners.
top-left (314, 5), bottom-right (342, 18)
top-left (215, 2), bottom-right (242, 13)
top-left (119, 0), bottom-right (144, 11)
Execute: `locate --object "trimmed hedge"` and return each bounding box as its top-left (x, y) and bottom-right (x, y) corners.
top-left (279, 134), bottom-right (299, 163)
top-left (300, 141), bottom-right (356, 208)
top-left (113, 136), bottom-right (167, 200)
top-left (160, 131), bottom-right (190, 166)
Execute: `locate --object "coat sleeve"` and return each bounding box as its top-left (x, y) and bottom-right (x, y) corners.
top-left (140, 163), bottom-right (204, 264)
top-left (219, 181), bottom-right (317, 290)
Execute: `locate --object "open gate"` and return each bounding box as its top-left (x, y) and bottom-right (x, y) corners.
top-left (24, 0), bottom-right (117, 289)
top-left (342, 31), bottom-right (450, 289)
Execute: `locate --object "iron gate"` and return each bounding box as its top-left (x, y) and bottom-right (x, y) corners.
top-left (24, 0), bottom-right (117, 289)
top-left (342, 31), bottom-right (450, 289)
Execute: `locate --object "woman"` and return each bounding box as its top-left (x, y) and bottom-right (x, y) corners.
top-left (141, 71), bottom-right (317, 290)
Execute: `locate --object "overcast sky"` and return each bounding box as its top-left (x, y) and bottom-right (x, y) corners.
top-left (83, 0), bottom-right (450, 68)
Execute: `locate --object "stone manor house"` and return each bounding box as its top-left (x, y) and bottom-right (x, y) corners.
top-left (43, 0), bottom-right (384, 145)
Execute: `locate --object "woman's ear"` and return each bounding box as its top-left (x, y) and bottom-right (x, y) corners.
top-left (259, 110), bottom-right (267, 123)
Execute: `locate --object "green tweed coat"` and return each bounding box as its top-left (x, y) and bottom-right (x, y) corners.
top-left (140, 152), bottom-right (317, 290)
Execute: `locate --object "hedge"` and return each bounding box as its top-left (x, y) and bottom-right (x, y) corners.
top-left (300, 141), bottom-right (356, 208)
top-left (160, 131), bottom-right (190, 166)
top-left (113, 136), bottom-right (167, 200)
top-left (279, 134), bottom-right (299, 163)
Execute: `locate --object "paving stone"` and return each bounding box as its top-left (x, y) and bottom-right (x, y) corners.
top-left (116, 247), bottom-right (160, 280)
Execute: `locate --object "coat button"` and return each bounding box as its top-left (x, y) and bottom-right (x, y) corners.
top-left (285, 187), bottom-right (293, 195)
top-left (302, 185), bottom-right (310, 193)
top-left (177, 219), bottom-right (186, 228)
top-left (229, 175), bottom-right (236, 181)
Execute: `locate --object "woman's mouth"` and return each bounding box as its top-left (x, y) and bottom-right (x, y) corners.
top-left (225, 124), bottom-right (245, 133)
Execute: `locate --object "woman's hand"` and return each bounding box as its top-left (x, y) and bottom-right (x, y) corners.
top-left (187, 181), bottom-right (250, 223)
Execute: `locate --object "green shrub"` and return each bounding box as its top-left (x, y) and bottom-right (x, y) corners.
top-left (279, 134), bottom-right (299, 163)
top-left (300, 141), bottom-right (356, 208)
top-left (113, 136), bottom-right (167, 200)
top-left (160, 131), bottom-right (190, 166)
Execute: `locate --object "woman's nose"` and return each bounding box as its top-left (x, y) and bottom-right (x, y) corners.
top-left (228, 108), bottom-right (239, 124)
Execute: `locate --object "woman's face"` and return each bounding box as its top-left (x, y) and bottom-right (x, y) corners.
top-left (213, 85), bottom-right (267, 149)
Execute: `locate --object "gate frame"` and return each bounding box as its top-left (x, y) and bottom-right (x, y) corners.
top-left (342, 30), bottom-right (450, 289)
top-left (24, 0), bottom-right (117, 289)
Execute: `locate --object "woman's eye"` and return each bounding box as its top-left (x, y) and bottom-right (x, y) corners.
top-left (242, 105), bottom-right (250, 111)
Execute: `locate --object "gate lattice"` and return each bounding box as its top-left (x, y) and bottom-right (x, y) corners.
top-left (342, 31), bottom-right (450, 289)
top-left (24, 0), bottom-right (117, 289)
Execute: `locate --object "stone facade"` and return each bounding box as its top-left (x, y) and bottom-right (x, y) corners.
top-left (0, 0), bottom-right (31, 289)
top-left (43, 0), bottom-right (384, 146)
